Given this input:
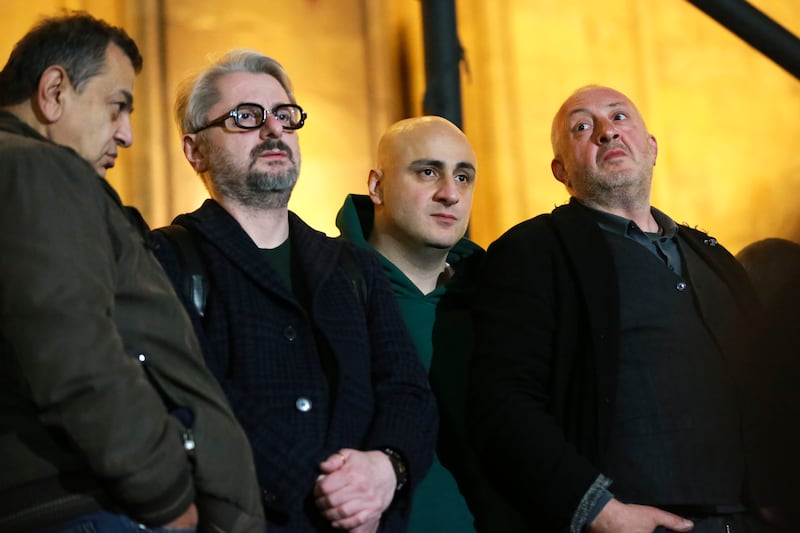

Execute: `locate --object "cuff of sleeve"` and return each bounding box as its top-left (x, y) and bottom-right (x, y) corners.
top-left (569, 474), bottom-right (613, 533)
top-left (125, 466), bottom-right (195, 527)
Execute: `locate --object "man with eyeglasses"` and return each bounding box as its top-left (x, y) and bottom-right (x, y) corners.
top-left (150, 49), bottom-right (437, 532)
top-left (0, 13), bottom-right (264, 533)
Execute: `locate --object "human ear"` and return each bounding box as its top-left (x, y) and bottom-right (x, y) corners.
top-left (551, 158), bottom-right (568, 185)
top-left (183, 134), bottom-right (208, 173)
top-left (367, 169), bottom-right (384, 205)
top-left (37, 66), bottom-right (68, 122)
top-left (649, 134), bottom-right (658, 166)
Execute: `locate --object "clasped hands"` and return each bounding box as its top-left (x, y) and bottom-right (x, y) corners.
top-left (314, 448), bottom-right (397, 532)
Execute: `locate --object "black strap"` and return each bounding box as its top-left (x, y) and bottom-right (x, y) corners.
top-left (153, 224), bottom-right (209, 317)
top-left (338, 245), bottom-right (367, 309)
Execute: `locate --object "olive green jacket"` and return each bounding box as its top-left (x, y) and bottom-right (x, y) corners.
top-left (0, 111), bottom-right (264, 532)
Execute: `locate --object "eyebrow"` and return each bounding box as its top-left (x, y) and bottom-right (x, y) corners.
top-left (121, 90), bottom-right (134, 112)
top-left (410, 158), bottom-right (476, 172)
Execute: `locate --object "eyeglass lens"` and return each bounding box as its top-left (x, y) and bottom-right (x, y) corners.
top-left (234, 104), bottom-right (303, 129)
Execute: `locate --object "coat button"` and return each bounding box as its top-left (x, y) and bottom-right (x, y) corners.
top-left (296, 397), bottom-right (312, 412)
top-left (283, 325), bottom-right (297, 341)
top-left (676, 281), bottom-right (687, 291)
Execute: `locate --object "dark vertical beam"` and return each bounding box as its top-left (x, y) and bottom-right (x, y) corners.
top-left (420, 0), bottom-right (464, 128)
top-left (686, 0), bottom-right (800, 81)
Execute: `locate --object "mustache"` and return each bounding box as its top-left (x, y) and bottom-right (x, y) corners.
top-left (597, 142), bottom-right (628, 159)
top-left (250, 140), bottom-right (295, 162)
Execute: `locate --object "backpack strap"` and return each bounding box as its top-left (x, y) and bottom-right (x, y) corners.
top-left (154, 224), bottom-right (209, 317)
top-left (338, 245), bottom-right (368, 309)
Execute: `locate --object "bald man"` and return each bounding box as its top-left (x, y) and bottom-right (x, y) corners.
top-left (468, 86), bottom-right (774, 533)
top-left (336, 116), bottom-right (526, 532)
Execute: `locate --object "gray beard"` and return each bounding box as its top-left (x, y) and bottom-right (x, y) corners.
top-left (206, 142), bottom-right (299, 209)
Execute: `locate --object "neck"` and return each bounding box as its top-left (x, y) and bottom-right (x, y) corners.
top-left (3, 103), bottom-right (46, 137)
top-left (216, 196), bottom-right (290, 249)
top-left (369, 232), bottom-right (450, 295)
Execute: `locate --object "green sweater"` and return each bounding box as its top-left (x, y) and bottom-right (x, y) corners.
top-left (336, 194), bottom-right (527, 533)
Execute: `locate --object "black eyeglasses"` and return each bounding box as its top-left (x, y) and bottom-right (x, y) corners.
top-left (193, 102), bottom-right (307, 133)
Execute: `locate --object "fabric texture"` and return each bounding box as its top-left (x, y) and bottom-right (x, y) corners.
top-left (468, 198), bottom-right (760, 532)
top-left (0, 111), bottom-right (264, 533)
top-left (336, 194), bottom-right (527, 532)
top-left (150, 198), bottom-right (437, 532)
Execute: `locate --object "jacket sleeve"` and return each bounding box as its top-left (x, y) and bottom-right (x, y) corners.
top-left (357, 248), bottom-right (438, 506)
top-left (467, 220), bottom-right (601, 530)
top-left (0, 146), bottom-right (193, 526)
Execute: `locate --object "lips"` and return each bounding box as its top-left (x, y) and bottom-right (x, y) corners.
top-left (432, 213), bottom-right (458, 224)
top-left (600, 146), bottom-right (628, 162)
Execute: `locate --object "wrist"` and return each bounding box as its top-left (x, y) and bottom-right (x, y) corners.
top-left (380, 447), bottom-right (408, 492)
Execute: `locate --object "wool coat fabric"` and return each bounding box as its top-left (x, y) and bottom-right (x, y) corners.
top-left (151, 199), bottom-right (437, 532)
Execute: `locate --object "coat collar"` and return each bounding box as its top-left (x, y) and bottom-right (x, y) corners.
top-left (175, 199), bottom-right (342, 303)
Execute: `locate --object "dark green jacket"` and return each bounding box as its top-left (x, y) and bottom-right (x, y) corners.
top-left (337, 194), bottom-right (527, 533)
top-left (0, 111), bottom-right (264, 532)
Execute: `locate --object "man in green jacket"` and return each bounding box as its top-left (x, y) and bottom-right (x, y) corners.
top-left (0, 12), bottom-right (264, 532)
top-left (336, 116), bottom-right (525, 532)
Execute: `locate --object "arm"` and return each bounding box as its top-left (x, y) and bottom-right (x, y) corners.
top-left (327, 247), bottom-right (437, 527)
top-left (467, 221), bottom-right (601, 529)
top-left (0, 148), bottom-right (193, 524)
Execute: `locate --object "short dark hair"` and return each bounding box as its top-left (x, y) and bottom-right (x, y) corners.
top-left (0, 11), bottom-right (142, 106)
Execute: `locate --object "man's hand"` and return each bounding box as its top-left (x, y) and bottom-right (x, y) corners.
top-left (163, 503), bottom-right (198, 530)
top-left (589, 498), bottom-right (693, 533)
top-left (314, 449), bottom-right (396, 530)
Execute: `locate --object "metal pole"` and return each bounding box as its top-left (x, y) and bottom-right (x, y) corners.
top-left (420, 0), bottom-right (464, 128)
top-left (686, 0), bottom-right (800, 81)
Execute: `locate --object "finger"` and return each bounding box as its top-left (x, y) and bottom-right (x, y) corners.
top-left (331, 509), bottom-right (376, 530)
top-left (319, 451), bottom-right (348, 473)
top-left (655, 509), bottom-right (694, 532)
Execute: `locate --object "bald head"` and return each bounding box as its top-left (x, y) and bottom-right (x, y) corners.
top-left (376, 116), bottom-right (473, 170)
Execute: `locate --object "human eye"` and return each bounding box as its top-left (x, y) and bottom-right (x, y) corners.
top-left (574, 122), bottom-right (591, 133)
top-left (455, 172), bottom-right (472, 183)
top-left (612, 112), bottom-right (628, 121)
top-left (418, 168), bottom-right (438, 179)
top-left (236, 105), bottom-right (262, 127)
top-left (110, 101), bottom-right (129, 121)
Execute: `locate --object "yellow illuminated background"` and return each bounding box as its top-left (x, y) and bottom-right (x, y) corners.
top-left (2, 0), bottom-right (799, 254)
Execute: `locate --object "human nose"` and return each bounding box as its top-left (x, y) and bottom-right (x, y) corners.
top-left (259, 113), bottom-right (285, 138)
top-left (433, 176), bottom-right (460, 206)
top-left (114, 114), bottom-right (133, 148)
top-left (595, 117), bottom-right (620, 144)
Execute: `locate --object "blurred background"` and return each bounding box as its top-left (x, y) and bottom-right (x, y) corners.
top-left (2, 0), bottom-right (798, 253)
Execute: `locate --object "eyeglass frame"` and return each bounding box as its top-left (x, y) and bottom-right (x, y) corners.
top-left (192, 102), bottom-right (307, 134)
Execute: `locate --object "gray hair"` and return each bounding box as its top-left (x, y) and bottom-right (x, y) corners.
top-left (175, 49), bottom-right (296, 135)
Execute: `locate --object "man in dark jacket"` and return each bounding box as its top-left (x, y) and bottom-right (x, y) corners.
top-left (150, 50), bottom-right (437, 532)
top-left (0, 12), bottom-right (264, 533)
top-left (469, 85), bottom-right (773, 533)
top-left (336, 116), bottom-right (525, 533)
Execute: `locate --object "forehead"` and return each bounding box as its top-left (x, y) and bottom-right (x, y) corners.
top-left (562, 88), bottom-right (636, 119)
top-left (213, 71), bottom-right (289, 109)
top-left (392, 122), bottom-right (476, 165)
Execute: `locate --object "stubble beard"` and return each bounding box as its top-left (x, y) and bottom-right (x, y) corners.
top-left (207, 140), bottom-right (299, 209)
top-left (580, 149), bottom-right (655, 211)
